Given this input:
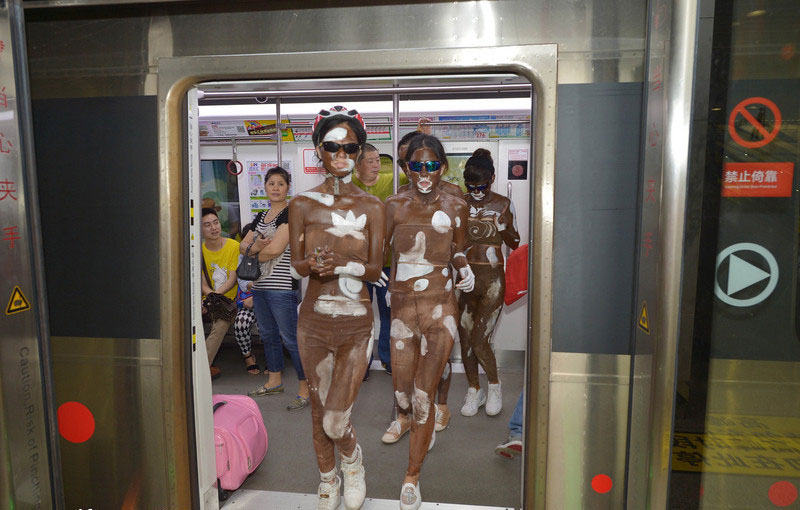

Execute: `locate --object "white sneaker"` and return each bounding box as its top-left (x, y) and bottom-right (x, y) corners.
top-left (486, 382), bottom-right (502, 416)
top-left (399, 481), bottom-right (422, 510)
top-left (434, 405), bottom-right (451, 432)
top-left (317, 474), bottom-right (341, 510)
top-left (381, 418), bottom-right (410, 444)
top-left (341, 444), bottom-right (366, 510)
top-left (460, 387), bottom-right (486, 416)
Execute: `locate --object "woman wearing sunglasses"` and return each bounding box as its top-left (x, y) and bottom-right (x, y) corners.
top-left (288, 106), bottom-right (385, 510)
top-left (384, 133), bottom-right (474, 510)
top-left (457, 149), bottom-right (520, 418)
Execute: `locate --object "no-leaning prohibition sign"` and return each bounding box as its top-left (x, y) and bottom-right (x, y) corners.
top-left (728, 97), bottom-right (782, 149)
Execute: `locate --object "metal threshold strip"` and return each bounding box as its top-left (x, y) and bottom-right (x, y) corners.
top-left (227, 490), bottom-right (517, 510)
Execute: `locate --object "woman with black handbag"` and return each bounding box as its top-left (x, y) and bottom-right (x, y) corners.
top-left (239, 167), bottom-right (310, 411)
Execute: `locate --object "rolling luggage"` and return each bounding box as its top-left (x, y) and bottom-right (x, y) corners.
top-left (212, 394), bottom-right (268, 491)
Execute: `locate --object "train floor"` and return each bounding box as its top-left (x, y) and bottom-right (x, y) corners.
top-left (210, 338), bottom-right (524, 509)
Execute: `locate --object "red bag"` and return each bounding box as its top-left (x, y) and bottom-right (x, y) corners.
top-left (504, 244), bottom-right (529, 305)
top-left (212, 394), bottom-right (268, 491)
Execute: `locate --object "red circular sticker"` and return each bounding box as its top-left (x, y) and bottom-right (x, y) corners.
top-left (512, 164), bottom-right (524, 177)
top-left (57, 401), bottom-right (95, 443)
top-left (728, 97), bottom-right (782, 149)
top-left (591, 474), bottom-right (613, 494)
top-left (768, 481), bottom-right (798, 507)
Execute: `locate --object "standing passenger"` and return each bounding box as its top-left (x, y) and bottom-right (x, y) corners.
top-left (241, 167), bottom-right (310, 411)
top-left (458, 149), bottom-right (520, 416)
top-left (289, 107), bottom-right (385, 510)
top-left (385, 134), bottom-right (474, 510)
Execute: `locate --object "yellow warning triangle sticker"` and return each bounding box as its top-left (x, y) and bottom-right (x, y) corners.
top-left (638, 301), bottom-right (650, 334)
top-left (6, 286), bottom-right (32, 315)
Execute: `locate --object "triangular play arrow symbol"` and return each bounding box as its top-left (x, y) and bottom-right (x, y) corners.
top-left (727, 253), bottom-right (770, 295)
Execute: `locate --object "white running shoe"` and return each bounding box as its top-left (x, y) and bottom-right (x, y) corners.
top-left (341, 444), bottom-right (366, 510)
top-left (317, 474), bottom-right (341, 510)
top-left (399, 481), bottom-right (422, 510)
top-left (460, 387), bottom-right (487, 416)
top-left (381, 418), bottom-right (410, 444)
top-left (434, 405), bottom-right (451, 432)
top-left (485, 382), bottom-right (502, 416)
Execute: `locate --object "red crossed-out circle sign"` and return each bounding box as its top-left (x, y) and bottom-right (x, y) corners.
top-left (728, 97), bottom-right (782, 149)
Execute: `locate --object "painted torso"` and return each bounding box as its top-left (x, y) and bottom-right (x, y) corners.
top-left (464, 191), bottom-right (518, 267)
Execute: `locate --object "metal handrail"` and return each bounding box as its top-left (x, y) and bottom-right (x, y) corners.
top-left (199, 83), bottom-right (531, 100)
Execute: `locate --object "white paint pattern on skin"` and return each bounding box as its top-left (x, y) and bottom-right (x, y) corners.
top-left (487, 279), bottom-right (502, 299)
top-left (342, 173), bottom-right (352, 183)
top-left (420, 334), bottom-right (428, 356)
top-left (441, 267), bottom-right (449, 277)
top-left (365, 329), bottom-right (374, 365)
top-left (431, 210), bottom-right (451, 233)
top-left (412, 386), bottom-right (431, 424)
top-left (467, 347), bottom-right (473, 357)
top-left (395, 391), bottom-right (410, 410)
top-left (334, 261), bottom-right (366, 276)
top-left (413, 279), bottom-right (429, 291)
top-left (338, 275), bottom-right (364, 299)
top-left (445, 279), bottom-right (453, 292)
top-left (290, 265), bottom-right (302, 280)
top-left (316, 353), bottom-right (334, 406)
top-left (322, 404), bottom-right (353, 439)
top-left (323, 127), bottom-right (348, 142)
top-left (300, 191), bottom-right (334, 206)
top-left (470, 191), bottom-right (486, 201)
top-left (391, 319), bottom-right (414, 339)
top-left (443, 315), bottom-right (457, 339)
top-left (396, 231), bottom-right (434, 281)
top-left (487, 306), bottom-right (502, 332)
top-left (455, 216), bottom-right (461, 228)
top-left (326, 210), bottom-right (367, 240)
top-left (486, 247), bottom-right (499, 268)
top-left (416, 178), bottom-right (434, 194)
top-left (395, 340), bottom-right (405, 350)
top-left (442, 362), bottom-right (450, 380)
top-left (453, 251), bottom-right (466, 259)
top-left (432, 304), bottom-right (443, 320)
top-left (314, 294), bottom-right (367, 317)
top-left (460, 309), bottom-right (474, 335)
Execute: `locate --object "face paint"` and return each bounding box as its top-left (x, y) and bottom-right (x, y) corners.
top-left (326, 210), bottom-right (367, 240)
top-left (431, 210), bottom-right (451, 234)
top-left (470, 191), bottom-right (486, 201)
top-left (323, 127), bottom-right (348, 142)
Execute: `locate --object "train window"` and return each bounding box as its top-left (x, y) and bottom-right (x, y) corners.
top-left (191, 74), bottom-right (533, 508)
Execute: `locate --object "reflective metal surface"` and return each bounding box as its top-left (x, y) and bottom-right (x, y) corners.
top-left (0, 1), bottom-right (58, 508)
top-left (159, 44), bottom-right (557, 509)
top-left (24, 1), bottom-right (647, 100)
top-left (547, 353), bottom-right (631, 509)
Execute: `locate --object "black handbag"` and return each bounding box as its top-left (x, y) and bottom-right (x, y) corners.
top-left (201, 254), bottom-right (239, 322)
top-left (236, 233), bottom-right (263, 281)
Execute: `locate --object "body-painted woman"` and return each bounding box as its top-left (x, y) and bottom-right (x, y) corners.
top-left (385, 134), bottom-right (474, 510)
top-left (457, 149), bottom-right (520, 417)
top-left (289, 107), bottom-right (385, 510)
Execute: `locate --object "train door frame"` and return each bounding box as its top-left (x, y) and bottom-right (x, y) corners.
top-left (157, 44), bottom-right (557, 509)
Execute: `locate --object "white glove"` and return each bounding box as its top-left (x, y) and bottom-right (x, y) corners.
top-left (456, 265), bottom-right (475, 292)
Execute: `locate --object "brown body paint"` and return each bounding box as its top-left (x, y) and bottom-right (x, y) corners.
top-left (457, 191), bottom-right (520, 387)
top-left (386, 146), bottom-right (471, 482)
top-left (289, 121), bottom-right (386, 474)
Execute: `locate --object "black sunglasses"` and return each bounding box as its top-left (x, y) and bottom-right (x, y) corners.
top-left (406, 160), bottom-right (442, 173)
top-left (466, 183), bottom-right (490, 192)
top-left (320, 141), bottom-right (361, 154)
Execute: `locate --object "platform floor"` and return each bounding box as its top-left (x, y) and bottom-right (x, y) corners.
top-left (211, 339), bottom-right (525, 509)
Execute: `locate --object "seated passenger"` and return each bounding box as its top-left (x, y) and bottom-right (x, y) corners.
top-left (200, 208), bottom-right (240, 379)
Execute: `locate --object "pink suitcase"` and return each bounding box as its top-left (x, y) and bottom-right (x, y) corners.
top-left (212, 394), bottom-right (268, 491)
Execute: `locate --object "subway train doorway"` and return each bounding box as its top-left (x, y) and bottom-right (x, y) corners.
top-left (159, 46), bottom-right (557, 509)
